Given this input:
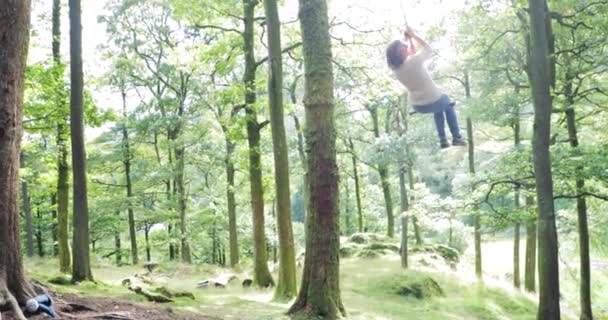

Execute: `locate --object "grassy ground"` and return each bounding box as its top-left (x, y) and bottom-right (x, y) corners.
top-left (25, 250), bottom-right (547, 320)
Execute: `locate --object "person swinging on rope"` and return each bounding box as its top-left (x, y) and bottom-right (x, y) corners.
top-left (387, 26), bottom-right (466, 149)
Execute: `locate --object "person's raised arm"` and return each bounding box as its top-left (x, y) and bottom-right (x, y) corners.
top-left (405, 26), bottom-right (431, 50)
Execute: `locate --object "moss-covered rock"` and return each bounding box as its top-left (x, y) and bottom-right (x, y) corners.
top-left (340, 243), bottom-right (360, 258)
top-left (388, 273), bottom-right (444, 299)
top-left (349, 233), bottom-right (390, 244)
top-left (367, 242), bottom-right (399, 252)
top-left (48, 275), bottom-right (72, 285)
top-left (435, 245), bottom-right (460, 264)
top-left (349, 233), bottom-right (368, 244)
top-left (411, 244), bottom-right (460, 265)
top-left (357, 249), bottom-right (381, 259)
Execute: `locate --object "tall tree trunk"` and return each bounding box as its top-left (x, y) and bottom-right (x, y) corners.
top-left (513, 112), bottom-right (522, 289)
top-left (224, 137), bottom-right (239, 268)
top-left (175, 145), bottom-right (191, 263)
top-left (398, 97), bottom-right (409, 268)
top-left (467, 118), bottom-right (482, 279)
top-left (69, 0), bottom-right (93, 282)
top-left (264, 0), bottom-right (297, 300)
top-left (0, 1), bottom-right (36, 317)
top-left (51, 194), bottom-right (58, 256)
top-left (22, 182), bottom-right (35, 258)
top-left (115, 211), bottom-right (122, 266)
top-left (527, 0), bottom-right (561, 317)
top-left (348, 139), bottom-right (363, 233)
top-left (399, 167), bottom-right (409, 269)
top-left (121, 88), bottom-right (138, 265)
top-left (57, 126), bottom-right (71, 273)
top-left (514, 221), bottom-right (520, 288)
top-left (289, 0), bottom-right (345, 317)
top-left (53, 0), bottom-right (71, 275)
top-left (564, 106), bottom-right (592, 320)
top-left (525, 196), bottom-right (537, 292)
top-left (369, 106), bottom-right (394, 237)
top-left (144, 224), bottom-right (151, 262)
top-left (243, 0), bottom-right (273, 287)
top-left (36, 207), bottom-right (44, 257)
top-left (407, 165), bottom-right (422, 245)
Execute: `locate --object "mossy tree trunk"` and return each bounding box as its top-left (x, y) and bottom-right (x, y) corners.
top-left (525, 196), bottom-right (537, 292)
top-left (22, 182), bottom-right (35, 258)
top-left (467, 118), bottom-right (482, 279)
top-left (348, 138), bottom-right (363, 233)
top-left (288, 0), bottom-right (345, 317)
top-left (565, 105), bottom-right (592, 320)
top-left (408, 166), bottom-right (422, 245)
top-left (69, 0), bottom-right (93, 282)
top-left (120, 86), bottom-right (138, 265)
top-left (263, 0), bottom-right (297, 300)
top-left (53, 0), bottom-right (71, 275)
top-left (114, 211), bottom-right (122, 266)
top-left (243, 0), bottom-right (274, 288)
top-left (224, 135), bottom-right (239, 268)
top-left (513, 114), bottom-right (521, 289)
top-left (368, 106), bottom-right (394, 238)
top-left (527, 0), bottom-right (561, 317)
top-left (0, 2), bottom-right (36, 318)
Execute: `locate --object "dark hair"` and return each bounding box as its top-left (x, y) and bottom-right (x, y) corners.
top-left (386, 40), bottom-right (406, 69)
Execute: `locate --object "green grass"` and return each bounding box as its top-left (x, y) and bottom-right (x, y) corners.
top-left (340, 258), bottom-right (537, 320)
top-left (25, 254), bottom-right (543, 319)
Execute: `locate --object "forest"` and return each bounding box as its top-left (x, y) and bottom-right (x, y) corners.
top-left (0, 0), bottom-right (607, 319)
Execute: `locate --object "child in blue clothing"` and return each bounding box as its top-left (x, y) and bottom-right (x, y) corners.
top-left (24, 294), bottom-right (57, 319)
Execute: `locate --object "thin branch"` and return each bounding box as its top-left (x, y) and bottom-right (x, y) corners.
top-left (255, 42), bottom-right (303, 68)
top-left (554, 192), bottom-right (608, 201)
top-left (194, 23), bottom-right (242, 35)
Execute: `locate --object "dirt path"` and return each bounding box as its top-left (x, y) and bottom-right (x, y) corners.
top-left (1, 292), bottom-right (212, 320)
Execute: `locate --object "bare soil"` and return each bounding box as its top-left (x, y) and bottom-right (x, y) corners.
top-left (1, 292), bottom-right (212, 320)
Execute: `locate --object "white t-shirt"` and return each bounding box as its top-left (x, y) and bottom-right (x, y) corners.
top-left (393, 46), bottom-right (443, 106)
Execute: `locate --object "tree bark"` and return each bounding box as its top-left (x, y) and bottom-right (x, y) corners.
top-left (288, 0), bottom-right (345, 317)
top-left (175, 144), bottom-right (190, 263)
top-left (564, 106), bottom-right (592, 320)
top-left (0, 1), bottom-right (36, 316)
top-left (22, 182), bottom-right (35, 258)
top-left (264, 0), bottom-right (297, 300)
top-left (514, 222), bottom-right (520, 288)
top-left (243, 0), bottom-right (273, 287)
top-left (527, 0), bottom-right (561, 317)
top-left (399, 168), bottom-right (409, 269)
top-left (35, 207), bottom-right (44, 257)
top-left (51, 194), bottom-right (58, 256)
top-left (121, 88), bottom-right (138, 265)
top-left (525, 196), bottom-right (537, 292)
top-left (115, 211), bottom-right (122, 266)
top-left (224, 136), bottom-right (239, 268)
top-left (348, 138), bottom-right (363, 233)
top-left (407, 166), bottom-right (422, 245)
top-left (369, 106), bottom-right (394, 237)
top-left (513, 112), bottom-right (521, 289)
top-left (53, 0), bottom-right (71, 274)
top-left (467, 118), bottom-right (482, 279)
top-left (69, 0), bottom-right (93, 282)
top-left (144, 223), bottom-right (151, 262)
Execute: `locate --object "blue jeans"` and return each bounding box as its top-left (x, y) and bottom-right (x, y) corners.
top-left (413, 95), bottom-right (462, 143)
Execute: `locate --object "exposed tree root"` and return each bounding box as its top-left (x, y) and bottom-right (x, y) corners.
top-left (0, 283), bottom-right (27, 320)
